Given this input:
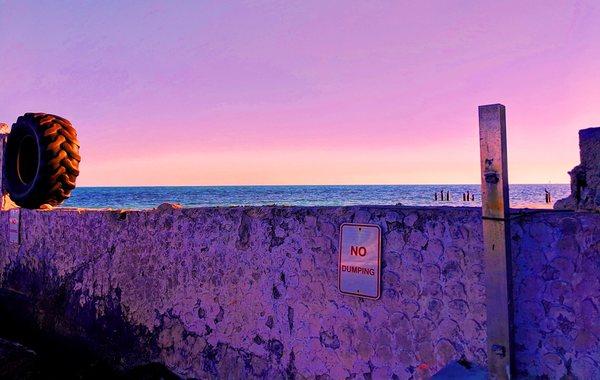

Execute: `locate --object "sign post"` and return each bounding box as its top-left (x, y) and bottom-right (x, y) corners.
top-left (338, 223), bottom-right (381, 299)
top-left (9, 208), bottom-right (20, 245)
top-left (479, 104), bottom-right (514, 379)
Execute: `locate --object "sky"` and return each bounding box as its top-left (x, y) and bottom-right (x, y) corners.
top-left (1, 1), bottom-right (599, 186)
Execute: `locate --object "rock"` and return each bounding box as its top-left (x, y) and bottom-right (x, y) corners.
top-left (319, 330), bottom-right (340, 350)
top-left (0, 338), bottom-right (40, 379)
top-left (0, 195), bottom-right (17, 211)
top-left (156, 202), bottom-right (183, 211)
top-left (555, 127), bottom-right (600, 211)
top-left (431, 359), bottom-right (487, 379)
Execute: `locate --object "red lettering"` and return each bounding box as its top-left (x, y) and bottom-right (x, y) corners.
top-left (350, 246), bottom-right (367, 256)
top-left (340, 265), bottom-right (375, 276)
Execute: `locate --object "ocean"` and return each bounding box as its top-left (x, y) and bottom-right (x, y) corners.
top-left (61, 184), bottom-right (570, 210)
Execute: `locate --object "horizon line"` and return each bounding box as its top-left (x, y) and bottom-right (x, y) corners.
top-left (75, 183), bottom-right (570, 188)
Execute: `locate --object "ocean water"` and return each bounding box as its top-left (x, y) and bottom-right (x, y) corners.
top-left (61, 184), bottom-right (570, 210)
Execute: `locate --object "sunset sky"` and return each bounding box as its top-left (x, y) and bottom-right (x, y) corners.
top-left (1, 1), bottom-right (599, 186)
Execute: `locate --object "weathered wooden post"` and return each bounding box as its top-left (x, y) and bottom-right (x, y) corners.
top-left (479, 104), bottom-right (514, 378)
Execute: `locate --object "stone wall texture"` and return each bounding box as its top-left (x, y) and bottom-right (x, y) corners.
top-left (0, 205), bottom-right (598, 379)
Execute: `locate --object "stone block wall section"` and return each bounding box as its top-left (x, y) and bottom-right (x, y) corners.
top-left (0, 206), bottom-right (598, 379)
top-left (555, 127), bottom-right (600, 211)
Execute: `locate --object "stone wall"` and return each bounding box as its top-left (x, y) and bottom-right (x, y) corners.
top-left (555, 127), bottom-right (600, 211)
top-left (0, 205), bottom-right (598, 379)
top-left (512, 210), bottom-right (600, 378)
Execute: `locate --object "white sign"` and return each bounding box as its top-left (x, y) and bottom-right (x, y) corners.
top-left (338, 223), bottom-right (381, 299)
top-left (9, 208), bottom-right (20, 245)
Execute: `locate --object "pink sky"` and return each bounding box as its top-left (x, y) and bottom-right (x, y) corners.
top-left (1, 1), bottom-right (599, 186)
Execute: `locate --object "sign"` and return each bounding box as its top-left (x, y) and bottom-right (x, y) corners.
top-left (338, 223), bottom-right (381, 299)
top-left (9, 208), bottom-right (20, 245)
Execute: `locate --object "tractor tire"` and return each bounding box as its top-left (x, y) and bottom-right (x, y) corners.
top-left (4, 113), bottom-right (80, 209)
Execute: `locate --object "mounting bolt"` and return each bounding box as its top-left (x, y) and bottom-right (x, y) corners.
top-left (484, 171), bottom-right (500, 184)
top-left (492, 344), bottom-right (506, 357)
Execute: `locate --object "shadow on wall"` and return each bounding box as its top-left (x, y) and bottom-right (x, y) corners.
top-left (0, 289), bottom-right (180, 380)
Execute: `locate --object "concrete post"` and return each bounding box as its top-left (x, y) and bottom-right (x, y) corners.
top-left (0, 123), bottom-right (17, 210)
top-left (478, 104), bottom-right (514, 379)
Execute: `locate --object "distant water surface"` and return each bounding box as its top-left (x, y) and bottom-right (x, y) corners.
top-left (62, 184), bottom-right (570, 210)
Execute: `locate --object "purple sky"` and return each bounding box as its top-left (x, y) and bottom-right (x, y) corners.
top-left (1, 1), bottom-right (599, 186)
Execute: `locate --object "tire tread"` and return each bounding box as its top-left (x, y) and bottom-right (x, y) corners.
top-left (6, 113), bottom-right (80, 208)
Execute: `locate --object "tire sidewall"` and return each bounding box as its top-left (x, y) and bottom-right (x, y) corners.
top-left (5, 116), bottom-right (43, 203)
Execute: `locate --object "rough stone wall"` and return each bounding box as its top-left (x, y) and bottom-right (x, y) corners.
top-left (555, 127), bottom-right (600, 211)
top-left (0, 205), bottom-right (598, 379)
top-left (512, 211), bottom-right (600, 378)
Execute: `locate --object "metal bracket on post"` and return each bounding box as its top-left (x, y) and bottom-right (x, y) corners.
top-left (479, 104), bottom-right (514, 379)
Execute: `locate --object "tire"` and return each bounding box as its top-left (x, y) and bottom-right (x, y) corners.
top-left (4, 113), bottom-right (80, 209)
